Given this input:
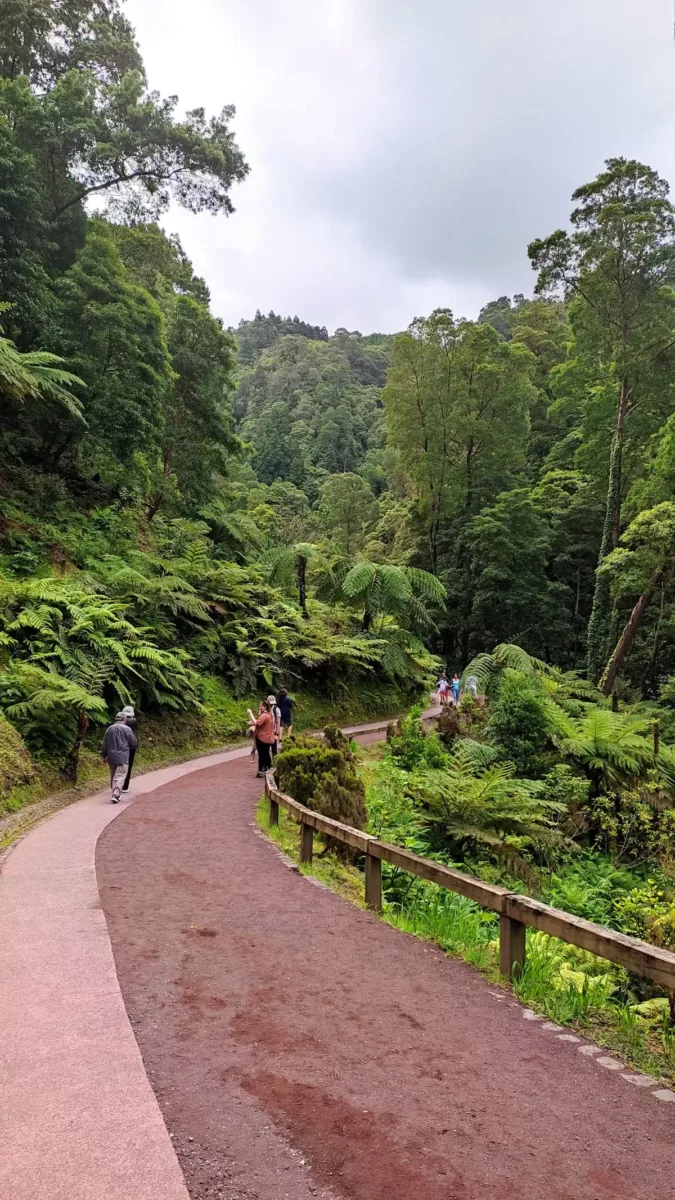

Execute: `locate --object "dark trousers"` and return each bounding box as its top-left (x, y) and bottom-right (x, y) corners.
top-left (123, 747), bottom-right (136, 791)
top-left (256, 739), bottom-right (272, 773)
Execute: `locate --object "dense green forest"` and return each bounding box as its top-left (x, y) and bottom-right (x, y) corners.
top-left (3, 1), bottom-right (675, 1002)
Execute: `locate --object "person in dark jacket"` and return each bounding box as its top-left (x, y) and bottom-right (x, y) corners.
top-left (121, 705), bottom-right (138, 791)
top-left (101, 713), bottom-right (137, 803)
top-left (277, 688), bottom-right (293, 737)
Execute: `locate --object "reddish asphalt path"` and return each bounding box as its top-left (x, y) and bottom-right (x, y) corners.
top-left (97, 755), bottom-right (675, 1200)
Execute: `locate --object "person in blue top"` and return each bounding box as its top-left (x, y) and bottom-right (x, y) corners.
top-left (277, 688), bottom-right (294, 737)
top-left (450, 673), bottom-right (461, 705)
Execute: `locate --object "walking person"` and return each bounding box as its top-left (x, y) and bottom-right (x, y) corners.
top-left (121, 705), bottom-right (138, 792)
top-left (267, 695), bottom-right (281, 758)
top-left (450, 672), bottom-right (461, 706)
top-left (247, 700), bottom-right (275, 777)
top-left (101, 712), bottom-right (137, 804)
top-left (277, 687), bottom-right (294, 737)
top-left (437, 671), bottom-right (450, 706)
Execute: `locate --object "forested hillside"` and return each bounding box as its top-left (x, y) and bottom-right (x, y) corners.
top-left (1, 0), bottom-right (675, 830)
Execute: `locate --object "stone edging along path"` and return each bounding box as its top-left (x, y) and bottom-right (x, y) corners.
top-left (0, 716), bottom-right (403, 1200)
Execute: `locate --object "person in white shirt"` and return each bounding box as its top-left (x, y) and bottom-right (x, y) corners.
top-left (267, 694), bottom-right (282, 757)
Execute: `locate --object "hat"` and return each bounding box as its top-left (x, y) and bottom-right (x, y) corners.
top-left (266, 695), bottom-right (276, 704)
top-left (114, 712), bottom-right (126, 722)
top-left (122, 705), bottom-right (135, 717)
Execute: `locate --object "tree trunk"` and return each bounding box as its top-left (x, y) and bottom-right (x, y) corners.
top-left (61, 710), bottom-right (89, 783)
top-left (587, 377), bottom-right (629, 680)
top-left (146, 447), bottom-right (173, 522)
top-left (296, 555), bottom-right (309, 619)
top-left (146, 493), bottom-right (163, 522)
top-left (600, 560), bottom-right (665, 696)
top-left (643, 580), bottom-right (666, 698)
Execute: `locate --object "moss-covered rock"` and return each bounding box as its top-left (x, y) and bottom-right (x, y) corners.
top-left (0, 715), bottom-right (35, 801)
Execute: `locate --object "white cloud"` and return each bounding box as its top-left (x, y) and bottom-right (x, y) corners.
top-left (125, 0), bottom-right (675, 332)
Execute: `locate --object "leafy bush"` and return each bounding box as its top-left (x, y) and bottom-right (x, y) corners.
top-left (0, 712), bottom-right (34, 801)
top-left (486, 669), bottom-right (551, 775)
top-left (386, 706), bottom-right (446, 770)
top-left (409, 742), bottom-right (566, 877)
top-left (614, 882), bottom-right (675, 948)
top-left (365, 757), bottom-right (424, 845)
top-left (274, 725), bottom-right (366, 829)
top-left (543, 854), bottom-right (644, 926)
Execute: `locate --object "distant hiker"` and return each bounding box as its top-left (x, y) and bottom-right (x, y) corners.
top-left (101, 713), bottom-right (137, 804)
top-left (267, 694), bottom-right (281, 757)
top-left (451, 673), bottom-right (461, 705)
top-left (247, 700), bottom-right (275, 777)
top-left (277, 688), bottom-right (294, 736)
top-left (437, 671), bottom-right (450, 706)
top-left (121, 705), bottom-right (138, 792)
top-left (467, 675), bottom-right (478, 698)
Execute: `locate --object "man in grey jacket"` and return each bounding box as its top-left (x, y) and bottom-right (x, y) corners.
top-left (102, 713), bottom-right (138, 804)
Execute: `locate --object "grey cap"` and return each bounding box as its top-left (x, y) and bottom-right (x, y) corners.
top-left (114, 712), bottom-right (126, 722)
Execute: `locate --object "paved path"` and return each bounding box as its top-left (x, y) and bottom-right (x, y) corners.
top-left (97, 757), bottom-right (674, 1200)
top-left (0, 746), bottom-right (253, 1200)
top-left (2, 707), bottom-right (673, 1200)
top-left (0, 715), bottom-right (420, 1200)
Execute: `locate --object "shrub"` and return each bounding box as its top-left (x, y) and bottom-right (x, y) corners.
top-left (387, 706), bottom-right (447, 769)
top-left (486, 669), bottom-right (550, 775)
top-left (274, 727), bottom-right (366, 829)
top-left (436, 705), bottom-right (460, 744)
top-left (0, 714), bottom-right (34, 801)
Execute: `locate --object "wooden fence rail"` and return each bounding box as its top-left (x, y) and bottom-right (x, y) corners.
top-left (264, 775), bottom-right (675, 989)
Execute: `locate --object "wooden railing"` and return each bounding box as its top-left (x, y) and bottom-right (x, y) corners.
top-left (264, 775), bottom-right (675, 989)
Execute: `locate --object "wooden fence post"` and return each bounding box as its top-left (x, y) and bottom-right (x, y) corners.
top-left (365, 852), bottom-right (382, 912)
top-left (300, 821), bottom-right (313, 864)
top-left (500, 912), bottom-right (526, 980)
top-left (268, 782), bottom-right (279, 827)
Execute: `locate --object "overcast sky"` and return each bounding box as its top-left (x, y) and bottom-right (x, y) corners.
top-left (125, 0), bottom-right (675, 334)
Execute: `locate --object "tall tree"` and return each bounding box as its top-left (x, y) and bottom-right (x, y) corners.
top-left (1, 69), bottom-right (248, 225)
top-left (529, 159), bottom-right (675, 680)
top-left (46, 221), bottom-right (171, 465)
top-left (0, 0), bottom-right (143, 86)
top-left (600, 502), bottom-right (675, 696)
top-left (318, 473), bottom-right (379, 555)
top-left (0, 114), bottom-right (52, 341)
top-left (147, 294), bottom-right (240, 518)
top-left (383, 310), bottom-right (534, 571)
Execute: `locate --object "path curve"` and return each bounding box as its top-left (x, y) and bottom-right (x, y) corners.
top-left (0, 745), bottom-right (255, 1200)
top-left (0, 715), bottom-right (403, 1200)
top-left (97, 758), bottom-right (674, 1200)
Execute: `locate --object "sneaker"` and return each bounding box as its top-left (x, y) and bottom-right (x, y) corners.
top-left (112, 789), bottom-right (121, 804)
top-left (255, 771), bottom-right (263, 778)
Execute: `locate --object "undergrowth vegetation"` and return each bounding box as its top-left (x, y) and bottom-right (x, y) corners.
top-left (260, 647), bottom-right (675, 1082)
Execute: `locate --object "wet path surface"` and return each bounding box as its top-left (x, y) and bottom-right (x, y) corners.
top-left (97, 755), bottom-right (674, 1200)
